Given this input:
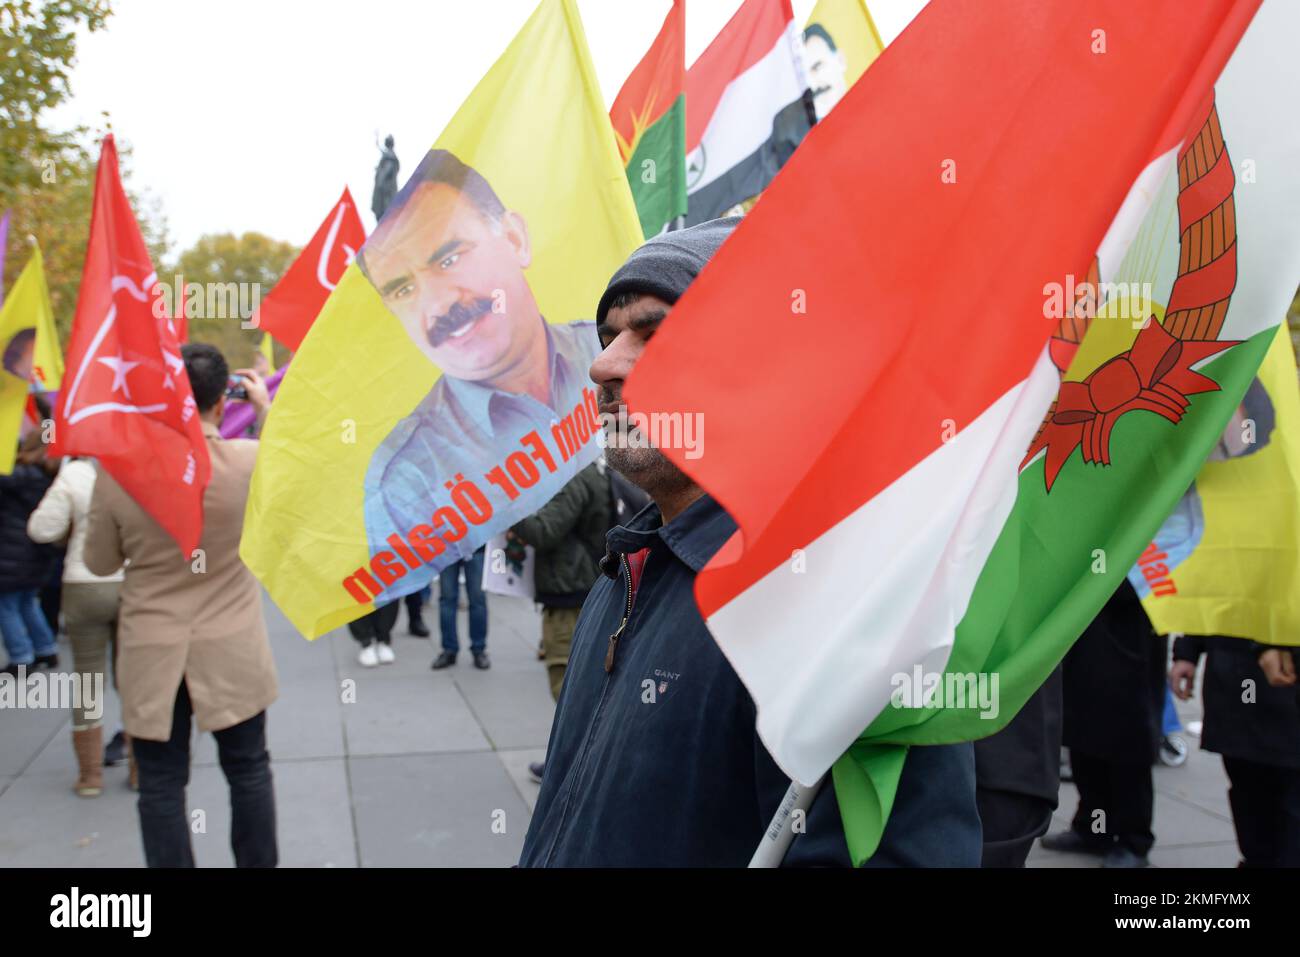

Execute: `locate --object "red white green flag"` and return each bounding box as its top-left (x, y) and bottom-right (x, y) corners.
top-left (629, 0), bottom-right (1296, 863)
top-left (610, 0), bottom-right (686, 238)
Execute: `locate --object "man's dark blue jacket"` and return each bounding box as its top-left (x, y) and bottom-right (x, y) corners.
top-left (518, 493), bottom-right (982, 867)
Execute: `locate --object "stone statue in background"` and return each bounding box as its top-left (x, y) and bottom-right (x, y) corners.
top-left (371, 134), bottom-right (400, 222)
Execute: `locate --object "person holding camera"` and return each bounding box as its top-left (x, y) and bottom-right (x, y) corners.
top-left (85, 344), bottom-right (279, 867)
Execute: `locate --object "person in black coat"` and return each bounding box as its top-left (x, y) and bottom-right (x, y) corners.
top-left (0, 434), bottom-right (61, 673)
top-left (1042, 580), bottom-right (1166, 867)
top-left (1171, 634), bottom-right (1300, 867)
top-left (974, 665), bottom-right (1062, 867)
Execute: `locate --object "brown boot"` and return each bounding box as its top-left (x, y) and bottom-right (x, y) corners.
top-left (72, 726), bottom-right (104, 797)
top-left (125, 733), bottom-right (139, 791)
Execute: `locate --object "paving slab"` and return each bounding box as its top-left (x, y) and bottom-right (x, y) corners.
top-left (0, 589), bottom-right (1258, 868)
top-left (189, 757), bottom-right (356, 868)
top-left (0, 767), bottom-right (142, 867)
top-left (496, 747), bottom-right (547, 814)
top-left (349, 751), bottom-right (529, 867)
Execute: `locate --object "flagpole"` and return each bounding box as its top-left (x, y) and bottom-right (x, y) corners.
top-left (749, 774), bottom-right (825, 867)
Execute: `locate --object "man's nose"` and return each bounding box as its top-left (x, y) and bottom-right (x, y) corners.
top-left (417, 279), bottom-right (459, 331)
top-left (589, 331), bottom-right (639, 388)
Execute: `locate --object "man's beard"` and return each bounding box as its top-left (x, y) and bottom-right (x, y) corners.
top-left (598, 385), bottom-right (691, 496)
top-left (427, 296), bottom-right (495, 348)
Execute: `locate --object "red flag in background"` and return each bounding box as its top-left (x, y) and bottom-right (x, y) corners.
top-left (253, 187), bottom-right (365, 351)
top-left (173, 279), bottom-right (188, 343)
top-left (51, 135), bottom-right (211, 556)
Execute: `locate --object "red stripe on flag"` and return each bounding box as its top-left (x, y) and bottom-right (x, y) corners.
top-left (625, 0), bottom-right (1261, 619)
top-left (685, 0), bottom-right (794, 151)
top-left (610, 0), bottom-right (684, 161)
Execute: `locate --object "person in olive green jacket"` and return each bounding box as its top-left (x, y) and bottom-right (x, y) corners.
top-left (509, 460), bottom-right (616, 782)
top-left (510, 460), bottom-right (615, 700)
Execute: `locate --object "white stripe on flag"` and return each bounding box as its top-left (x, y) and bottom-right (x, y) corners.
top-left (688, 22), bottom-right (805, 196)
top-left (707, 348), bottom-right (1061, 786)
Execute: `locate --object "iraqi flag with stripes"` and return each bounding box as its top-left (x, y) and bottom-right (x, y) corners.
top-left (627, 0), bottom-right (1300, 863)
top-left (684, 0), bottom-right (812, 225)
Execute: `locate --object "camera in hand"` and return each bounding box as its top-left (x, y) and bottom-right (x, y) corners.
top-left (226, 375), bottom-right (248, 401)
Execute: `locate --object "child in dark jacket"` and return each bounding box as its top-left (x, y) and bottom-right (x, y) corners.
top-left (0, 434), bottom-right (61, 674)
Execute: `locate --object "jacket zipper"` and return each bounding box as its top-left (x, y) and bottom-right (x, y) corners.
top-left (543, 556), bottom-right (634, 864)
top-left (603, 553), bottom-right (633, 673)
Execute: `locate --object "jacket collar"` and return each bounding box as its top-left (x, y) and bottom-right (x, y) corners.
top-left (439, 320), bottom-right (571, 438)
top-left (602, 492), bottom-right (736, 577)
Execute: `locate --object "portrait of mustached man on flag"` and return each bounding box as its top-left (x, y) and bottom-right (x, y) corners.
top-left (356, 150), bottom-right (602, 583)
top-left (241, 0), bottom-right (641, 638)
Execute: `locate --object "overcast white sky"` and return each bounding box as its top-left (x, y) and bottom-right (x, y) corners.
top-left (49, 0), bottom-right (926, 254)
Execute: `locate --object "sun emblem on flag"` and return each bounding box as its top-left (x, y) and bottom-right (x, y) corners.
top-left (1024, 95), bottom-right (1240, 492)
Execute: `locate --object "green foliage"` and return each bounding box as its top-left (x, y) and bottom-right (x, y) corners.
top-left (1, 1), bottom-right (169, 339)
top-left (0, 0), bottom-right (111, 198)
top-left (170, 232), bottom-right (299, 367)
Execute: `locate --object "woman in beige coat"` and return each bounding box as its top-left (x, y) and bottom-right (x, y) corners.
top-left (83, 344), bottom-right (278, 867)
top-left (28, 456), bottom-right (125, 797)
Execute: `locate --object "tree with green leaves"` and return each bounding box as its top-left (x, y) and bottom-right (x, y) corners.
top-left (2, 1), bottom-right (169, 338)
top-left (0, 0), bottom-right (111, 202)
top-left (171, 231), bottom-right (299, 366)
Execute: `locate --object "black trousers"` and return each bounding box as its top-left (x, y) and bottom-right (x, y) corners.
top-left (977, 788), bottom-right (1055, 868)
top-left (348, 600), bottom-right (400, 647)
top-left (133, 681), bottom-right (277, 868)
top-left (1068, 750), bottom-right (1154, 856)
top-left (404, 590), bottom-right (425, 621)
top-left (1223, 756), bottom-right (1300, 867)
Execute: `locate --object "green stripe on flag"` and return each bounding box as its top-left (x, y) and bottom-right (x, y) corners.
top-left (833, 325), bottom-right (1277, 865)
top-left (624, 93), bottom-right (686, 238)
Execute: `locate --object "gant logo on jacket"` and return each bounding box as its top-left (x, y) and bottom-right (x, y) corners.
top-left (641, 668), bottom-right (681, 703)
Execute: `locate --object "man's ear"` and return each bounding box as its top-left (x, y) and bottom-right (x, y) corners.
top-left (212, 394), bottom-right (226, 421)
top-left (502, 210), bottom-right (532, 270)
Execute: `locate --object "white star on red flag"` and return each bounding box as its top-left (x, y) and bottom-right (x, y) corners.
top-left (96, 352), bottom-right (141, 399)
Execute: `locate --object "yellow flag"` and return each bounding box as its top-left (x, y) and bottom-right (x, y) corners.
top-left (0, 246), bottom-right (61, 473)
top-left (259, 332), bottom-right (275, 375)
top-left (1138, 325), bottom-right (1300, 646)
top-left (242, 0), bottom-right (641, 638)
top-left (804, 0), bottom-right (884, 119)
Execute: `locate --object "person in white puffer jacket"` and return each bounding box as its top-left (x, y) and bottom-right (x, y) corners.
top-left (28, 456), bottom-right (125, 798)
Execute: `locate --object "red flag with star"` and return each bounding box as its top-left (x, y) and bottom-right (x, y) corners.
top-left (51, 135), bottom-right (211, 556)
top-left (251, 187), bottom-right (365, 352)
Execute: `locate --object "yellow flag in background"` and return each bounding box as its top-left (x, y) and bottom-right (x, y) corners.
top-left (242, 0), bottom-right (641, 638)
top-left (1136, 325), bottom-right (1300, 647)
top-left (804, 0), bottom-right (885, 119)
top-left (0, 246), bottom-right (62, 473)
top-left (259, 332), bottom-right (275, 375)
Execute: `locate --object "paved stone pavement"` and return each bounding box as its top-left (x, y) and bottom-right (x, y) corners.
top-left (1028, 696), bottom-right (1240, 867)
top-left (1, 590), bottom-right (1240, 867)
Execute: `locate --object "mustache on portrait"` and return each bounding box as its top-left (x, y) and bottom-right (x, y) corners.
top-left (427, 297), bottom-right (495, 348)
top-left (597, 385), bottom-right (621, 412)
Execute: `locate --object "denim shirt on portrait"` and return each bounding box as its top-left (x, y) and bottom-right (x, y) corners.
top-left (362, 319), bottom-right (600, 603)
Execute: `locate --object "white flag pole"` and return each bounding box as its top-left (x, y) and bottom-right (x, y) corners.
top-left (748, 774), bottom-right (826, 868)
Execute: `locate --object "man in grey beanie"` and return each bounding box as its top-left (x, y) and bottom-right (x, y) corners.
top-left (518, 218), bottom-right (982, 867)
